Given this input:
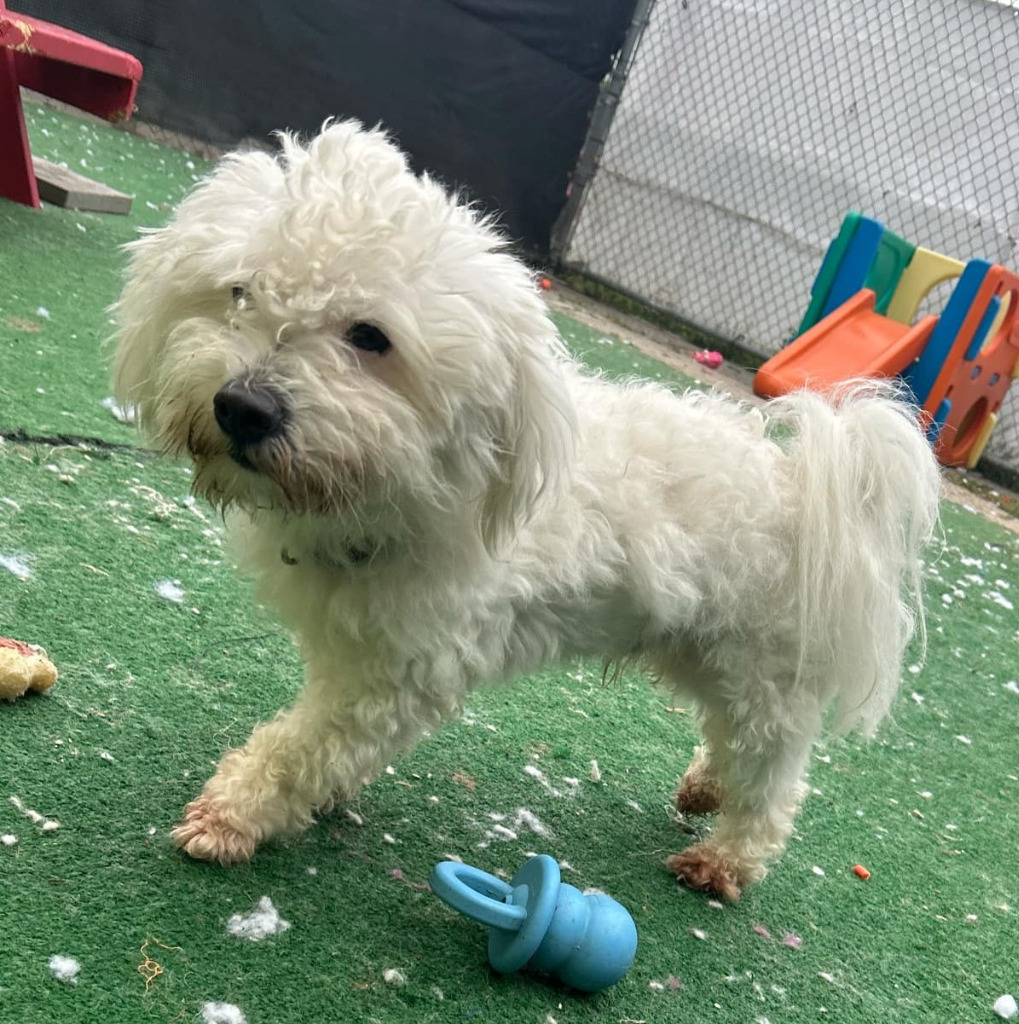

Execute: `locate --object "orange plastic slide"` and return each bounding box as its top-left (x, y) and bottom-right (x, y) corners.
top-left (754, 289), bottom-right (936, 399)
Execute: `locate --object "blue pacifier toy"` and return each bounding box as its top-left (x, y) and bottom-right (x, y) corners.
top-left (429, 854), bottom-right (637, 992)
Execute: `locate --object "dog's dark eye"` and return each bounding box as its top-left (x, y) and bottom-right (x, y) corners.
top-left (348, 322), bottom-right (391, 355)
top-left (231, 285), bottom-right (251, 308)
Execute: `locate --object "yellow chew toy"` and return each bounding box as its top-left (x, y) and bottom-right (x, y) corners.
top-left (0, 637), bottom-right (58, 700)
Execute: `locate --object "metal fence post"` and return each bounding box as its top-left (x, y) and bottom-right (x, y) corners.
top-left (549, 0), bottom-right (656, 267)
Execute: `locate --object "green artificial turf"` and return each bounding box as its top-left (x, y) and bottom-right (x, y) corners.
top-left (2, 103), bottom-right (1018, 1024)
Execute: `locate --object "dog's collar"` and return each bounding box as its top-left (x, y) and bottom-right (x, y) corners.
top-left (280, 544), bottom-right (375, 570)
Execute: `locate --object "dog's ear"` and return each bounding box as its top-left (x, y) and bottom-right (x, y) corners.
top-left (112, 148), bottom-right (283, 429)
top-left (479, 337), bottom-right (576, 554)
top-left (111, 223), bottom-right (209, 433)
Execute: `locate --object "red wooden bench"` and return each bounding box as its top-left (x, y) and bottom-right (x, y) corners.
top-left (0, 0), bottom-right (142, 207)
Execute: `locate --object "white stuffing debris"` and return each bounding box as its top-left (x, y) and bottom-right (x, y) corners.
top-left (589, 759), bottom-right (601, 782)
top-left (510, 808), bottom-right (550, 837)
top-left (201, 1001), bottom-right (247, 1024)
top-left (100, 396), bottom-right (137, 424)
top-left (522, 764), bottom-right (579, 798)
top-left (48, 955), bottom-right (80, 984)
top-left (225, 896), bottom-right (291, 941)
top-left (383, 968), bottom-right (407, 987)
top-left (155, 579), bottom-right (185, 603)
top-left (0, 553), bottom-right (33, 580)
top-left (10, 795), bottom-right (59, 831)
top-left (994, 995), bottom-right (1018, 1019)
top-left (1, 834), bottom-right (17, 846)
top-left (1005, 681), bottom-right (1019, 695)
top-left (479, 807), bottom-right (551, 843)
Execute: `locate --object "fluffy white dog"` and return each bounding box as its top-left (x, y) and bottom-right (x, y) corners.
top-left (113, 122), bottom-right (941, 900)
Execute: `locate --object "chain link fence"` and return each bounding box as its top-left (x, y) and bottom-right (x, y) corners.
top-left (559, 0), bottom-right (1019, 475)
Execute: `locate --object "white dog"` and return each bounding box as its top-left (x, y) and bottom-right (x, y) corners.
top-left (113, 122), bottom-right (940, 900)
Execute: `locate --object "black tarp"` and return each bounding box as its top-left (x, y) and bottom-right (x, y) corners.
top-left (16, 0), bottom-right (636, 254)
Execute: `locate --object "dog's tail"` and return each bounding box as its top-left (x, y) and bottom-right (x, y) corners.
top-left (770, 380), bottom-right (941, 735)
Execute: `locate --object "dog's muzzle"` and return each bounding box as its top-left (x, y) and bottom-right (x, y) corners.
top-left (213, 381), bottom-right (287, 467)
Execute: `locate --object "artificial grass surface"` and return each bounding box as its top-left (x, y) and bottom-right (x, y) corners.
top-left (1, 102), bottom-right (1018, 1024)
top-left (1, 105), bottom-right (203, 446)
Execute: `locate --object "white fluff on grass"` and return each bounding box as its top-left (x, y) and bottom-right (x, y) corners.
top-left (10, 795), bottom-right (59, 831)
top-left (100, 396), bottom-right (137, 424)
top-left (994, 995), bottom-right (1018, 1020)
top-left (225, 896), bottom-right (291, 941)
top-left (0, 553), bottom-right (33, 580)
top-left (48, 955), bottom-right (81, 984)
top-left (201, 1002), bottom-right (247, 1024)
top-left (155, 579), bottom-right (185, 603)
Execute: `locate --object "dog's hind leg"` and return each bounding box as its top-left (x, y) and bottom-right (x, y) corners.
top-left (666, 680), bottom-right (818, 901)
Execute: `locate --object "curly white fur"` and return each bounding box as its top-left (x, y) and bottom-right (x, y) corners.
top-left (113, 121), bottom-right (941, 899)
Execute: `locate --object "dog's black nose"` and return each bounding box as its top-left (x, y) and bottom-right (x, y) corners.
top-left (213, 382), bottom-right (286, 447)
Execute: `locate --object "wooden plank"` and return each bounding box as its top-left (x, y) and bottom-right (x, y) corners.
top-left (32, 156), bottom-right (132, 214)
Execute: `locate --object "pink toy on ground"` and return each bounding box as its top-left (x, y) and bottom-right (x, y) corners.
top-left (695, 349), bottom-right (724, 369)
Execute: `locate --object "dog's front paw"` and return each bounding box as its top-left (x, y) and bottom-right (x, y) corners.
top-left (666, 844), bottom-right (744, 902)
top-left (172, 796), bottom-right (259, 866)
